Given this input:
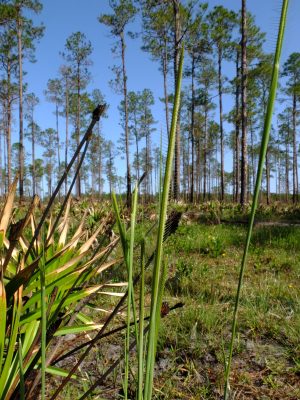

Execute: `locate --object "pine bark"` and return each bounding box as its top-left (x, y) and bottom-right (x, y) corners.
top-left (285, 125), bottom-right (290, 202)
top-left (189, 52), bottom-right (195, 203)
top-left (217, 47), bottom-right (225, 201)
top-left (234, 50), bottom-right (240, 202)
top-left (65, 74), bottom-right (69, 197)
top-left (173, 0), bottom-right (181, 201)
top-left (17, 10), bottom-right (24, 200)
top-left (162, 38), bottom-right (170, 138)
top-left (31, 115), bottom-right (36, 195)
top-left (76, 63), bottom-right (81, 197)
top-left (121, 32), bottom-right (131, 207)
top-left (240, 0), bottom-right (248, 205)
top-left (292, 93), bottom-right (298, 203)
top-left (6, 59), bottom-right (12, 188)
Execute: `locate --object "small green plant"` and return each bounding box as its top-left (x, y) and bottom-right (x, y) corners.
top-left (201, 234), bottom-right (225, 258)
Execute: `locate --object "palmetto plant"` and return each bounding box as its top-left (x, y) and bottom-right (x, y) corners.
top-left (0, 176), bottom-right (121, 399)
top-left (0, 104), bottom-right (127, 399)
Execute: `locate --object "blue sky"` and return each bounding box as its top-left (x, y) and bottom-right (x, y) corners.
top-left (17, 0), bottom-right (300, 186)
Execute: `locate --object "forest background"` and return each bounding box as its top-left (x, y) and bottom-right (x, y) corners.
top-left (1, 0), bottom-right (300, 203)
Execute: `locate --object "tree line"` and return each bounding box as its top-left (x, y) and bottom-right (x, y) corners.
top-left (0, 0), bottom-right (299, 204)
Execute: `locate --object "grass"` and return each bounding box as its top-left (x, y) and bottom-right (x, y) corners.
top-left (1, 190), bottom-right (299, 399)
top-left (155, 219), bottom-right (300, 399)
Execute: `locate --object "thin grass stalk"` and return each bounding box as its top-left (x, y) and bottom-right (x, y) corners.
top-left (77, 302), bottom-right (184, 400)
top-left (144, 45), bottom-right (184, 400)
top-left (154, 259), bottom-right (168, 348)
top-left (223, 2), bottom-right (289, 398)
top-left (137, 240), bottom-right (145, 400)
top-left (159, 129), bottom-right (163, 207)
top-left (40, 230), bottom-right (47, 400)
top-left (51, 212), bottom-right (180, 399)
top-left (52, 304), bottom-right (151, 366)
top-left (18, 339), bottom-right (25, 400)
top-left (125, 185), bottom-right (138, 399)
top-left (0, 232), bottom-right (6, 375)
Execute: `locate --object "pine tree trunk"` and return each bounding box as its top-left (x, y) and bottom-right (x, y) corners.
top-left (189, 52), bottom-right (195, 203)
top-left (197, 138), bottom-right (201, 200)
top-left (266, 149), bottom-right (270, 204)
top-left (76, 63), bottom-right (81, 197)
top-left (162, 38), bottom-right (170, 138)
top-left (121, 32), bottom-right (131, 207)
top-left (217, 47), bottom-right (225, 201)
top-left (234, 50), bottom-right (240, 203)
top-left (173, 0), bottom-right (181, 201)
top-left (203, 108), bottom-right (208, 201)
top-left (56, 103), bottom-right (61, 173)
top-left (285, 130), bottom-right (289, 202)
top-left (6, 59), bottom-right (12, 188)
top-left (17, 11), bottom-right (24, 201)
top-left (292, 93), bottom-right (298, 203)
top-left (98, 124), bottom-right (102, 198)
top-left (240, 0), bottom-right (248, 206)
top-left (32, 115), bottom-right (36, 195)
top-left (65, 75), bottom-right (69, 197)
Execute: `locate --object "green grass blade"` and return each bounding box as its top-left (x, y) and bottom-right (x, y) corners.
top-left (154, 259), bottom-right (168, 348)
top-left (111, 192), bottom-right (127, 256)
top-left (18, 339), bottom-right (25, 400)
top-left (137, 240), bottom-right (145, 400)
top-left (124, 183), bottom-right (138, 400)
top-left (144, 45), bottom-right (184, 400)
top-left (54, 324), bottom-right (104, 336)
top-left (0, 288), bottom-right (22, 399)
top-left (45, 366), bottom-right (80, 379)
top-left (40, 235), bottom-right (47, 400)
top-left (0, 271), bottom-right (6, 376)
top-left (223, 1), bottom-right (289, 398)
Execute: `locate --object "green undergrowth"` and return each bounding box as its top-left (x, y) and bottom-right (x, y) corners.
top-left (154, 220), bottom-right (300, 399)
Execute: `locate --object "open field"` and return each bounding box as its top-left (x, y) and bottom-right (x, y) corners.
top-left (33, 201), bottom-right (299, 400)
top-left (158, 214), bottom-right (300, 399)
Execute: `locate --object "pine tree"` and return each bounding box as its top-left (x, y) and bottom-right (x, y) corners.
top-left (208, 5), bottom-right (237, 201)
top-left (99, 0), bottom-right (137, 207)
top-left (44, 78), bottom-right (63, 174)
top-left (62, 31), bottom-right (92, 197)
top-left (39, 128), bottom-right (57, 197)
top-left (3, 0), bottom-right (44, 200)
top-left (24, 92), bottom-right (39, 195)
top-left (282, 53), bottom-right (300, 203)
top-left (0, 24), bottom-right (18, 188)
top-left (139, 0), bottom-right (173, 137)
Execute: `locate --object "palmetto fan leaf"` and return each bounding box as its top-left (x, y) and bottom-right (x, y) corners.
top-left (0, 181), bottom-right (122, 400)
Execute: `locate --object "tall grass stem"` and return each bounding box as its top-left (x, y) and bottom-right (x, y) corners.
top-left (223, 1), bottom-right (289, 398)
top-left (144, 45), bottom-right (184, 400)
